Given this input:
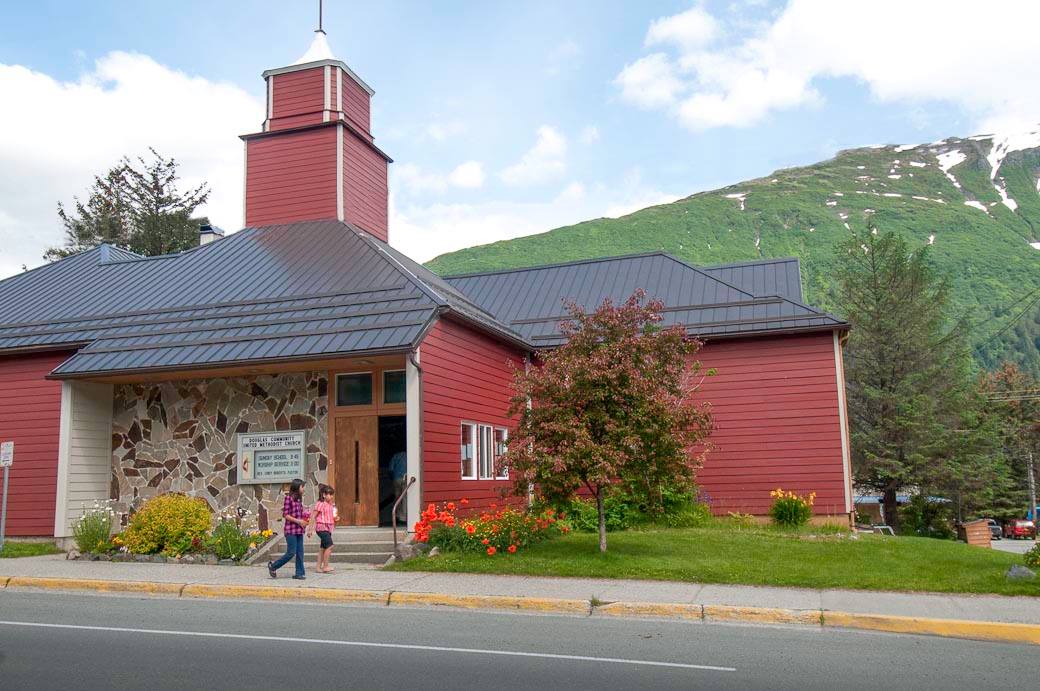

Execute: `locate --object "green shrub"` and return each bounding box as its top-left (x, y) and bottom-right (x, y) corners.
top-left (769, 489), bottom-right (815, 528)
top-left (1024, 543), bottom-right (1040, 569)
top-left (206, 519), bottom-right (253, 560)
top-left (898, 495), bottom-right (954, 540)
top-left (558, 494), bottom-right (640, 532)
top-left (72, 501), bottom-right (115, 553)
top-left (659, 501), bottom-right (713, 528)
top-left (121, 494), bottom-right (211, 556)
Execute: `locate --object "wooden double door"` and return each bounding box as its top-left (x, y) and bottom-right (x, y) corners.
top-left (333, 416), bottom-right (380, 525)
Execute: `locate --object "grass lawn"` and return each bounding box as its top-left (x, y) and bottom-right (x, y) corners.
top-left (390, 524), bottom-right (1040, 597)
top-left (0, 541), bottom-right (63, 559)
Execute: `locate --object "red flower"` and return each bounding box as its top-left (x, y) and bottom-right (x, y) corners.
top-left (446, 502), bottom-right (456, 511)
top-left (460, 498), bottom-right (470, 506)
top-left (507, 544), bottom-right (517, 554)
top-left (481, 538), bottom-right (490, 545)
top-left (486, 546), bottom-right (497, 556)
top-left (465, 524), bottom-right (476, 535)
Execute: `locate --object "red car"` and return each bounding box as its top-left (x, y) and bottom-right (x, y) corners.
top-left (1003, 519), bottom-right (1036, 539)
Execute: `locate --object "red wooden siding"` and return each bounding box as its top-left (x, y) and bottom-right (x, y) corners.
top-left (343, 130), bottom-right (388, 241)
top-left (692, 331), bottom-right (848, 516)
top-left (245, 127), bottom-right (338, 227)
top-left (0, 351), bottom-right (70, 536)
top-left (340, 72), bottom-right (371, 137)
top-left (269, 68), bottom-right (326, 131)
top-left (420, 318), bottom-right (524, 512)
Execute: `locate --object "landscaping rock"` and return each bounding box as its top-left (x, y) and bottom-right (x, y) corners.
top-left (204, 555), bottom-right (218, 565)
top-left (97, 554), bottom-right (111, 561)
top-left (66, 549), bottom-right (80, 561)
top-left (151, 555), bottom-right (167, 563)
top-left (1006, 565), bottom-right (1036, 581)
top-left (394, 543), bottom-right (419, 561)
top-left (135, 554), bottom-right (151, 563)
top-left (428, 546), bottom-right (441, 557)
top-left (181, 555), bottom-right (196, 564)
top-left (219, 559), bottom-right (235, 566)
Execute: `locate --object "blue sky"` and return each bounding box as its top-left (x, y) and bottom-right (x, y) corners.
top-left (1, 1), bottom-right (1036, 276)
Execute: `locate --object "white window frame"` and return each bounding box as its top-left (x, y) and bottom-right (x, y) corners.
top-left (493, 427), bottom-right (509, 479)
top-left (460, 422), bottom-right (477, 480)
top-left (477, 424), bottom-right (494, 480)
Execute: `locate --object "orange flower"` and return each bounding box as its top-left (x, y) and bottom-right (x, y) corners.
top-left (446, 502), bottom-right (456, 511)
top-left (481, 538), bottom-right (490, 545)
top-left (507, 544), bottom-right (517, 554)
top-left (460, 498), bottom-right (469, 505)
top-left (465, 524), bottom-right (476, 535)
top-left (486, 546), bottom-right (497, 556)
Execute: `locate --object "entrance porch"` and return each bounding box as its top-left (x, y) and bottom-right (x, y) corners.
top-left (51, 353), bottom-right (422, 545)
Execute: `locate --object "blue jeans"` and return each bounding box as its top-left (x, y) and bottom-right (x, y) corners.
top-left (271, 533), bottom-right (305, 577)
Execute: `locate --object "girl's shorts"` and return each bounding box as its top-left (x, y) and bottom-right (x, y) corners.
top-left (316, 530), bottom-right (333, 549)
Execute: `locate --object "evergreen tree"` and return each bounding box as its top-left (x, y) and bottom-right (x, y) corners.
top-left (837, 230), bottom-right (974, 531)
top-left (45, 148), bottom-right (210, 260)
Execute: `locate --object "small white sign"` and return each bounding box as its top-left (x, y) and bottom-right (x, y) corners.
top-left (0, 441), bottom-right (12, 468)
top-left (236, 431), bottom-right (305, 484)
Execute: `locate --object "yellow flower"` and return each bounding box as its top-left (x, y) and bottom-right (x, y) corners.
top-left (249, 542), bottom-right (257, 550)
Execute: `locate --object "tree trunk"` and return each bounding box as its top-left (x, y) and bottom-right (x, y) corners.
top-left (882, 485), bottom-right (900, 533)
top-left (596, 491), bottom-right (607, 553)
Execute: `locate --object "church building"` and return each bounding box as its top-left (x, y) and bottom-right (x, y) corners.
top-left (0, 32), bottom-right (852, 543)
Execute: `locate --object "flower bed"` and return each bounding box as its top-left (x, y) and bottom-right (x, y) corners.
top-left (414, 499), bottom-right (568, 556)
top-left (68, 496), bottom-right (277, 565)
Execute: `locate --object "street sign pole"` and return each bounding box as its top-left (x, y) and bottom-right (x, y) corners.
top-left (0, 440), bottom-right (12, 553)
top-left (0, 466), bottom-right (8, 552)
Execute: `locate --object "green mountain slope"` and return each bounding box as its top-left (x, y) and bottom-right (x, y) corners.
top-left (427, 131), bottom-right (1040, 375)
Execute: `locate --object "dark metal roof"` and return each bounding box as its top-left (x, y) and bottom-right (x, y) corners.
top-left (444, 252), bottom-right (844, 347)
top-left (701, 257), bottom-right (804, 302)
top-left (0, 230), bottom-right (842, 377)
top-left (0, 220), bottom-right (520, 377)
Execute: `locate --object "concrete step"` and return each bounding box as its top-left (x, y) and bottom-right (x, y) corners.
top-left (272, 527), bottom-right (403, 564)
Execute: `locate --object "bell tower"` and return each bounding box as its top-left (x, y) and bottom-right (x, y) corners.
top-left (241, 26), bottom-right (391, 240)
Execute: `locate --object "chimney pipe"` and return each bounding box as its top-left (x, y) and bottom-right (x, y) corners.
top-left (198, 223), bottom-right (225, 246)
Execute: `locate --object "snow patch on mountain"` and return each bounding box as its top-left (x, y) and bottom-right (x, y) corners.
top-left (964, 200), bottom-right (988, 212)
top-left (984, 128), bottom-right (1040, 180)
top-left (936, 150), bottom-right (965, 189)
top-left (724, 192), bottom-right (747, 211)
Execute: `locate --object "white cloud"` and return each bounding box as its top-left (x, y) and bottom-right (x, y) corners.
top-left (394, 160), bottom-right (485, 194)
top-left (645, 5), bottom-right (719, 50)
top-left (618, 0), bottom-right (1040, 133)
top-left (615, 53), bottom-right (685, 110)
top-left (578, 125), bottom-right (600, 145)
top-left (0, 52), bottom-right (258, 277)
top-left (499, 126), bottom-right (568, 186)
top-left (447, 161), bottom-right (485, 189)
top-left (392, 170), bottom-right (679, 263)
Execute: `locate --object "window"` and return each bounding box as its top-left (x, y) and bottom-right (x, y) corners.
top-left (383, 370), bottom-right (406, 404)
top-left (493, 428), bottom-right (509, 479)
top-left (460, 423), bottom-right (476, 479)
top-left (477, 425), bottom-right (494, 479)
top-left (336, 373), bottom-right (372, 406)
top-left (461, 422), bottom-right (510, 481)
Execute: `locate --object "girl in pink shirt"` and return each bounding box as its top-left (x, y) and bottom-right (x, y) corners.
top-left (309, 484), bottom-right (338, 573)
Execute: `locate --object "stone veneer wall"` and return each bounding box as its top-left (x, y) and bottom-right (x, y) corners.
top-left (111, 372), bottom-right (328, 530)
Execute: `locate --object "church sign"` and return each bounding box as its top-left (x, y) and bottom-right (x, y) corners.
top-left (236, 431), bottom-right (306, 484)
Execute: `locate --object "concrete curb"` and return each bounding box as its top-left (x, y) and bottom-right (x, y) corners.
top-left (3, 575), bottom-right (1039, 646)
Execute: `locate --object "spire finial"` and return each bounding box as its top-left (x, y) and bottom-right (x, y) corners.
top-left (316, 0), bottom-right (325, 35)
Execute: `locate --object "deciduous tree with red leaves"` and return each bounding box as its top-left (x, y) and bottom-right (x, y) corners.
top-left (504, 290), bottom-right (714, 552)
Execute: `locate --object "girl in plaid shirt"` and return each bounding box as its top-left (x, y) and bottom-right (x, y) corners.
top-left (268, 478), bottom-right (310, 580)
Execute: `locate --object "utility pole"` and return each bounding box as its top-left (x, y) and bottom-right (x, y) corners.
top-left (1028, 451), bottom-right (1037, 523)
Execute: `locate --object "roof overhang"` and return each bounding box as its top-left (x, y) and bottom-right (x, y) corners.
top-left (262, 58), bottom-right (375, 96)
top-left (240, 120), bottom-right (393, 163)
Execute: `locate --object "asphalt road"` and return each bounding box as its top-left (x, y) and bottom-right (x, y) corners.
top-left (992, 537), bottom-right (1035, 554)
top-left (0, 591), bottom-right (1034, 690)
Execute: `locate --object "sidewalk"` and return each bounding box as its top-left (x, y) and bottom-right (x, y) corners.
top-left (3, 555), bottom-right (1040, 644)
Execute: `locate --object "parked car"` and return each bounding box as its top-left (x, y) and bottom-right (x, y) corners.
top-left (986, 518), bottom-right (1002, 540)
top-left (1003, 519), bottom-right (1036, 540)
